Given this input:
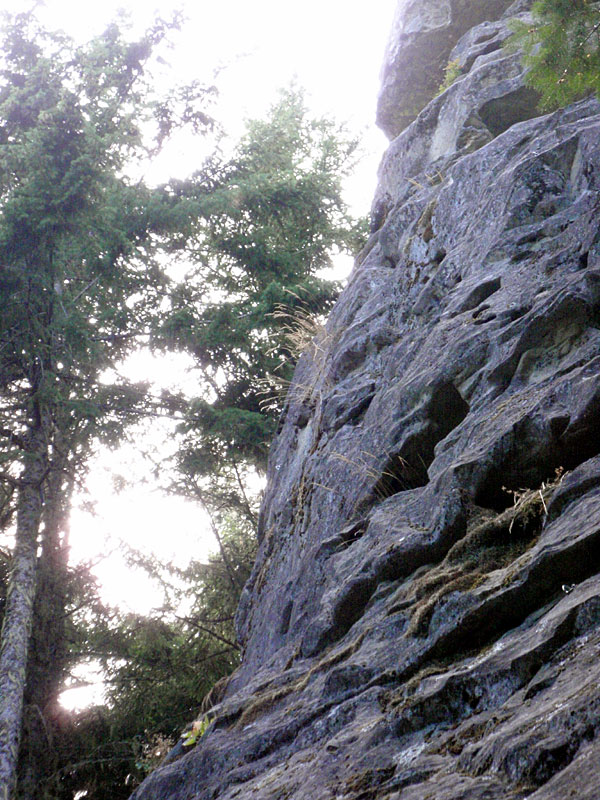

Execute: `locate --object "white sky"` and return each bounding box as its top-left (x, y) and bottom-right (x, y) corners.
top-left (0, 0), bottom-right (398, 704)
top-left (3, 0), bottom-right (397, 192)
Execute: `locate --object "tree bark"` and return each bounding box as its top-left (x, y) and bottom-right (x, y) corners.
top-left (0, 416), bottom-right (47, 800)
top-left (17, 459), bottom-right (72, 800)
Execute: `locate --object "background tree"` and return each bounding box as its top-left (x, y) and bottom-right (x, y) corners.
top-left (510, 0), bottom-right (600, 108)
top-left (159, 88), bottom-right (366, 533)
top-left (49, 93), bottom-right (367, 798)
top-left (19, 516), bottom-right (255, 800)
top-left (0, 9), bottom-right (366, 799)
top-left (0, 10), bottom-right (214, 798)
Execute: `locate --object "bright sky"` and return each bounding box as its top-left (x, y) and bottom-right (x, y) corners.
top-left (2, 0), bottom-right (398, 198)
top-left (0, 0), bottom-right (398, 704)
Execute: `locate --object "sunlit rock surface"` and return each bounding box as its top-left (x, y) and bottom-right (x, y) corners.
top-left (130, 1), bottom-right (600, 798)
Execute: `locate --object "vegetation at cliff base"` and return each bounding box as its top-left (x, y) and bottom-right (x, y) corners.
top-left (510, 0), bottom-right (600, 109)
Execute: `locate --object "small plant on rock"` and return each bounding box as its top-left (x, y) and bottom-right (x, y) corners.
top-left (181, 715), bottom-right (212, 748)
top-left (503, 466), bottom-right (565, 532)
top-left (436, 59), bottom-right (463, 95)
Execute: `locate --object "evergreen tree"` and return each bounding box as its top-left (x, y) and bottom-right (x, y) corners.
top-left (0, 10), bottom-right (365, 798)
top-left (0, 11), bottom-right (213, 798)
top-left (28, 91), bottom-right (365, 797)
top-left (510, 0), bottom-right (600, 108)
top-left (159, 88), bottom-right (366, 528)
top-left (56, 90), bottom-right (367, 793)
top-left (29, 517), bottom-right (254, 799)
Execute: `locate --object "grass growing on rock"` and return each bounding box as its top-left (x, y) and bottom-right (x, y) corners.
top-left (404, 471), bottom-right (566, 637)
top-left (436, 58), bottom-right (463, 95)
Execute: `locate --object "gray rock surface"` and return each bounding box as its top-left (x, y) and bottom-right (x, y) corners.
top-left (130, 1), bottom-right (600, 798)
top-left (376, 0), bottom-right (523, 139)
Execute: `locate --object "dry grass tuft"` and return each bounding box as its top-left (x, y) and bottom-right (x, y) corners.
top-left (257, 297), bottom-right (333, 415)
top-left (403, 469), bottom-right (566, 637)
top-left (270, 301), bottom-right (327, 360)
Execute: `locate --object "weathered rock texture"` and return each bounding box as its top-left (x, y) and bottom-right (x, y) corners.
top-left (376, 0), bottom-right (528, 139)
top-left (131, 2), bottom-right (600, 798)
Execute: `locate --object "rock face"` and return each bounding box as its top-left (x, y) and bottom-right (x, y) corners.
top-left (131, 2), bottom-right (600, 798)
top-left (376, 0), bottom-right (526, 139)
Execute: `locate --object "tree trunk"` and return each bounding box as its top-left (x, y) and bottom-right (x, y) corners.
top-left (17, 461), bottom-right (72, 800)
top-left (0, 417), bottom-right (47, 800)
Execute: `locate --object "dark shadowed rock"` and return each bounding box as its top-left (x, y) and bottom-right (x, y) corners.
top-left (130, 1), bottom-right (600, 798)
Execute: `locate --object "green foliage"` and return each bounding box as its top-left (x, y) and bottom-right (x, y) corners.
top-left (0, 10), bottom-right (365, 799)
top-left (52, 516), bottom-right (255, 799)
top-left (0, 9), bottom-right (214, 464)
top-left (436, 58), bottom-right (462, 95)
top-left (509, 0), bottom-right (600, 109)
top-left (158, 88), bottom-right (366, 521)
top-left (0, 9), bottom-right (214, 798)
top-left (181, 715), bottom-right (211, 747)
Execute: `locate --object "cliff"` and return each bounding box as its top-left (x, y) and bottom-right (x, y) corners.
top-left (131, 1), bottom-right (600, 798)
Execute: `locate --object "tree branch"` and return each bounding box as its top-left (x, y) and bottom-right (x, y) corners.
top-left (176, 615), bottom-right (239, 650)
top-left (0, 472), bottom-right (18, 488)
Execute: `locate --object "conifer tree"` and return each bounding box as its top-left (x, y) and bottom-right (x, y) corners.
top-left (510, 0), bottom-right (600, 108)
top-left (0, 11), bottom-right (365, 799)
top-left (0, 12), bottom-right (213, 797)
top-left (159, 88), bottom-right (366, 528)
